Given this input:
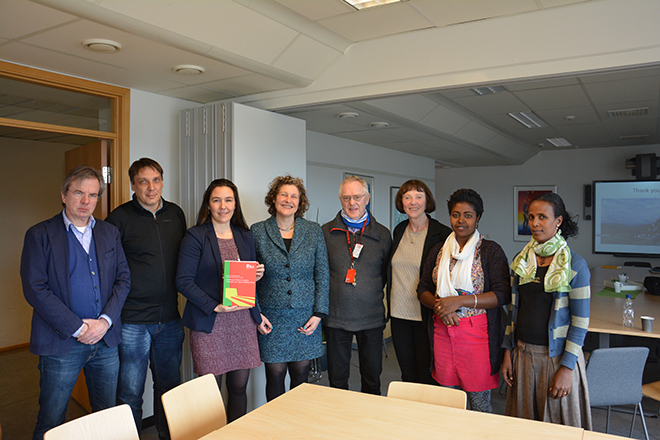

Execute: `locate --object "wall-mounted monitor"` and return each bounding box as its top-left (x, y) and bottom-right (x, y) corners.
top-left (593, 180), bottom-right (660, 257)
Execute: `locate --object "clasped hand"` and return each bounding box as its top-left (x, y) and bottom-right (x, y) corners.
top-left (433, 297), bottom-right (461, 326)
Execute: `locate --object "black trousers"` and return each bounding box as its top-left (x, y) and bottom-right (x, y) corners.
top-left (324, 325), bottom-right (384, 395)
top-left (390, 316), bottom-right (435, 384)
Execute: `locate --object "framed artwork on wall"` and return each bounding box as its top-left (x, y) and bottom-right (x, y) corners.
top-left (513, 185), bottom-right (557, 241)
top-left (390, 186), bottom-right (407, 229)
top-left (343, 172), bottom-right (373, 213)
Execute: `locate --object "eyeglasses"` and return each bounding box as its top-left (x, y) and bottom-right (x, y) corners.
top-left (340, 194), bottom-right (366, 203)
top-left (68, 190), bottom-right (99, 201)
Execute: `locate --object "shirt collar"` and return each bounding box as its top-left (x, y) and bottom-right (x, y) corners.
top-left (62, 209), bottom-right (96, 231)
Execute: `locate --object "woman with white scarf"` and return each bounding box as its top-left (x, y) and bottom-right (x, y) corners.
top-left (502, 193), bottom-right (592, 429)
top-left (417, 189), bottom-right (510, 412)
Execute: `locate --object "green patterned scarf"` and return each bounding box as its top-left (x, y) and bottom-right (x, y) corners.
top-left (511, 232), bottom-right (572, 292)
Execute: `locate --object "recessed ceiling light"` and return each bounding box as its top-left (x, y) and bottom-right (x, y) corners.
top-left (607, 107), bottom-right (649, 118)
top-left (172, 64), bottom-right (205, 75)
top-left (342, 0), bottom-right (403, 10)
top-left (546, 137), bottom-right (572, 147)
top-left (337, 112), bottom-right (359, 119)
top-left (370, 122), bottom-right (389, 128)
top-left (508, 111), bottom-right (548, 128)
top-left (82, 38), bottom-right (122, 53)
top-left (471, 86), bottom-right (507, 95)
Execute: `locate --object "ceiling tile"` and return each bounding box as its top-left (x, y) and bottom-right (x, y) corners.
top-left (514, 84), bottom-right (591, 110)
top-left (319, 3), bottom-right (433, 42)
top-left (272, 34), bottom-right (341, 79)
top-left (454, 122), bottom-right (497, 145)
top-left (274, 0), bottom-right (354, 21)
top-left (0, 0), bottom-right (77, 40)
top-left (0, 42), bottom-right (182, 92)
top-left (198, 75), bottom-right (294, 98)
top-left (412, 0), bottom-right (540, 27)
top-left (583, 76), bottom-right (660, 106)
top-left (418, 104), bottom-right (471, 135)
top-left (97, 0), bottom-right (299, 65)
top-left (363, 95), bottom-right (438, 123)
top-left (534, 106), bottom-right (600, 126)
top-left (452, 92), bottom-right (528, 116)
top-left (158, 86), bottom-right (233, 103)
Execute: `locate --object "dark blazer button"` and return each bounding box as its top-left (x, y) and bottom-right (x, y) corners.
top-left (286, 276), bottom-right (291, 282)
top-left (285, 263), bottom-right (290, 268)
top-left (287, 290), bottom-right (292, 295)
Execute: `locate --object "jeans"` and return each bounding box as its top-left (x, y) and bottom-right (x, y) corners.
top-left (33, 340), bottom-right (119, 440)
top-left (117, 320), bottom-right (184, 440)
top-left (325, 325), bottom-right (384, 395)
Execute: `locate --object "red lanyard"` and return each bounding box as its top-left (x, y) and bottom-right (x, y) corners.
top-left (344, 221), bottom-right (366, 266)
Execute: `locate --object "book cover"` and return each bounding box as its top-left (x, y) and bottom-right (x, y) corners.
top-left (222, 260), bottom-right (257, 307)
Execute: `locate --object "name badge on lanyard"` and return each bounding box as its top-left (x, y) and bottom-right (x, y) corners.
top-left (352, 243), bottom-right (363, 259)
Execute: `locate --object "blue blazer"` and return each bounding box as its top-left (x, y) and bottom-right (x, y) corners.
top-left (177, 222), bottom-right (262, 333)
top-left (252, 216), bottom-right (329, 313)
top-left (20, 213), bottom-right (131, 356)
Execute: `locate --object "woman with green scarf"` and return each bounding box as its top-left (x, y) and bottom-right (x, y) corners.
top-left (502, 193), bottom-right (592, 429)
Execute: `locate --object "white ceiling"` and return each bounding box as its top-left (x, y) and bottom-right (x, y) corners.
top-left (0, 0), bottom-right (658, 167)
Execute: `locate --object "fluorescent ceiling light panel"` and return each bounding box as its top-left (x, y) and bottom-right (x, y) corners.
top-left (508, 111), bottom-right (548, 128)
top-left (546, 137), bottom-right (572, 147)
top-left (471, 86), bottom-right (507, 95)
top-left (343, 0), bottom-right (402, 10)
top-left (607, 107), bottom-right (649, 118)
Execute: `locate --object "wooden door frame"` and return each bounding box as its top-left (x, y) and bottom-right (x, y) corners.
top-left (0, 60), bottom-right (130, 209)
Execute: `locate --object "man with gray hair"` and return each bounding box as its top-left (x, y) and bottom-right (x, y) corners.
top-left (322, 175), bottom-right (391, 395)
top-left (21, 165), bottom-right (130, 440)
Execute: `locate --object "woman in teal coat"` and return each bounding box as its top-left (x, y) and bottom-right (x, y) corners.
top-left (252, 175), bottom-right (329, 401)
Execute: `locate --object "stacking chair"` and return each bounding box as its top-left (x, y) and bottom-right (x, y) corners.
top-left (161, 374), bottom-right (227, 440)
top-left (43, 404), bottom-right (138, 440)
top-left (387, 381), bottom-right (467, 409)
top-left (586, 347), bottom-right (650, 440)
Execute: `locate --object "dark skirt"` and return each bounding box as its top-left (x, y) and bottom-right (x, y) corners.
top-left (190, 309), bottom-right (260, 376)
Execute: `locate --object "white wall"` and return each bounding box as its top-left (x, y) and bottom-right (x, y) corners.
top-left (129, 89), bottom-right (200, 204)
top-left (306, 131), bottom-right (436, 229)
top-left (435, 145), bottom-right (660, 269)
top-left (232, 102), bottom-right (307, 226)
top-left (0, 139), bottom-right (71, 348)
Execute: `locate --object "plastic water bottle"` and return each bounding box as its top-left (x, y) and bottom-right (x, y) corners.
top-left (623, 294), bottom-right (634, 328)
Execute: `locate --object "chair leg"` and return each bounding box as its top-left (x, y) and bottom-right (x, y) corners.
top-left (606, 406), bottom-right (611, 433)
top-left (631, 403), bottom-right (637, 437)
top-left (637, 402), bottom-right (650, 440)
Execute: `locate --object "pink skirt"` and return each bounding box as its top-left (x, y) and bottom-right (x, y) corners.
top-left (190, 309), bottom-right (261, 376)
top-left (432, 313), bottom-right (499, 392)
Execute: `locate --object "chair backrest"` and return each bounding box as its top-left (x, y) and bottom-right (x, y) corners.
top-left (161, 374), bottom-right (227, 440)
top-left (586, 347), bottom-right (649, 407)
top-left (43, 404), bottom-right (138, 440)
top-left (387, 381), bottom-right (467, 409)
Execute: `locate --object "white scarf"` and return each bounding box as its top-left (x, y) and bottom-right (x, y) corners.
top-left (435, 230), bottom-right (480, 298)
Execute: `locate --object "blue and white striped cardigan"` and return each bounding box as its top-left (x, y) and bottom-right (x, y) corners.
top-left (502, 250), bottom-right (590, 370)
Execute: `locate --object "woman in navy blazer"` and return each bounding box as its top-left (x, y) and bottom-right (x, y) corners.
top-left (176, 179), bottom-right (270, 422)
top-left (252, 175), bottom-right (329, 401)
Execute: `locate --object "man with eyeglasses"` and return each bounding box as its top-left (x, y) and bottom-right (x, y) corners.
top-left (21, 165), bottom-right (130, 440)
top-left (322, 175), bottom-right (391, 395)
top-left (106, 158), bottom-right (186, 439)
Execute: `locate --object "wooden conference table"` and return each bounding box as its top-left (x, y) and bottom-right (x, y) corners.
top-left (589, 266), bottom-right (660, 347)
top-left (199, 383), bottom-right (615, 440)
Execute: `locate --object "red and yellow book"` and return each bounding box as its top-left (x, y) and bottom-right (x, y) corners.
top-left (222, 260), bottom-right (257, 307)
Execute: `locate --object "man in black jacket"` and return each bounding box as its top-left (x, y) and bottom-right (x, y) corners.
top-left (106, 158), bottom-right (186, 439)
